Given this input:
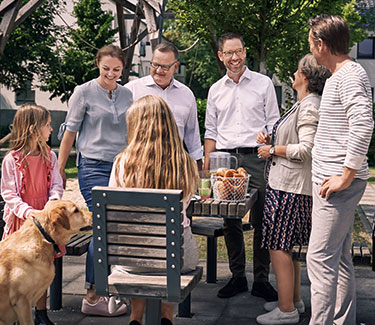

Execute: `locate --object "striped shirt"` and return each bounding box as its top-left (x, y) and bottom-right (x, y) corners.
top-left (312, 61), bottom-right (374, 184)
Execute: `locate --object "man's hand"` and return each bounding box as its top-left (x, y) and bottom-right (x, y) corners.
top-left (319, 168), bottom-right (356, 200)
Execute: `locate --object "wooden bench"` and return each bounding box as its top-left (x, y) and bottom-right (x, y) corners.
top-left (187, 188), bottom-right (258, 284)
top-left (49, 233), bottom-right (92, 310)
top-left (92, 186), bottom-right (203, 325)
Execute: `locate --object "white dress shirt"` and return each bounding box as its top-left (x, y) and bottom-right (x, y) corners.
top-left (125, 75), bottom-right (203, 160)
top-left (205, 67), bottom-right (280, 149)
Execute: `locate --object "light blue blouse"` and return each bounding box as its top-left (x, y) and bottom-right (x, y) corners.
top-left (58, 79), bottom-right (133, 162)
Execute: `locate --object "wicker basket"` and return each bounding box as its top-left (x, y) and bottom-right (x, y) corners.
top-left (211, 175), bottom-right (250, 202)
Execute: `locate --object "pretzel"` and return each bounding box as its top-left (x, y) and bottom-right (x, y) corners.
top-left (213, 167), bottom-right (248, 201)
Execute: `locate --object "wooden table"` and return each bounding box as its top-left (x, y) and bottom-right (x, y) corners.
top-left (187, 188), bottom-right (258, 283)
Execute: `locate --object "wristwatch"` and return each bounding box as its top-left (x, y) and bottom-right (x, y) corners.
top-left (269, 146), bottom-right (275, 156)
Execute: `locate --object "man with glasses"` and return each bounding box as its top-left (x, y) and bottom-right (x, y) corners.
top-left (204, 32), bottom-right (280, 300)
top-left (125, 41), bottom-right (203, 166)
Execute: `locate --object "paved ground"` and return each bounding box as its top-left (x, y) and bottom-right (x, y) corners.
top-left (45, 258), bottom-right (375, 325)
top-left (45, 180), bottom-right (374, 325)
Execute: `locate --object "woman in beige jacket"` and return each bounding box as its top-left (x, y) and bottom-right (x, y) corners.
top-left (255, 54), bottom-right (331, 325)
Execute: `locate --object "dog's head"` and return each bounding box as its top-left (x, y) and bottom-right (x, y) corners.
top-left (38, 200), bottom-right (92, 245)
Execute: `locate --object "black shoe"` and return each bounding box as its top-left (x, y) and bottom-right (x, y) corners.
top-left (34, 309), bottom-right (54, 325)
top-left (251, 281), bottom-right (278, 302)
top-left (217, 277), bottom-right (248, 298)
top-left (161, 318), bottom-right (173, 325)
top-left (129, 321), bottom-right (141, 325)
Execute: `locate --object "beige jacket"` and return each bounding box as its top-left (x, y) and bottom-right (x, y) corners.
top-left (268, 94), bottom-right (320, 196)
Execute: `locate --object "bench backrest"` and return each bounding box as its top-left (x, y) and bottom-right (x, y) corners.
top-left (92, 186), bottom-right (184, 301)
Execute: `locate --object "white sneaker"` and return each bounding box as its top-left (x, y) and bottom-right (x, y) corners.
top-left (264, 299), bottom-right (305, 313)
top-left (256, 307), bottom-right (299, 324)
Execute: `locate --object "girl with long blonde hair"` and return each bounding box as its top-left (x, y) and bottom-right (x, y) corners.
top-left (109, 95), bottom-right (199, 325)
top-left (1, 104), bottom-right (63, 324)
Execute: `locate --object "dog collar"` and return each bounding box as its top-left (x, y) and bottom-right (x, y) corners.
top-left (32, 217), bottom-right (61, 255)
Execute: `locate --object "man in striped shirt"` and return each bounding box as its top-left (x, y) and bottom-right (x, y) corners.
top-left (306, 15), bottom-right (374, 325)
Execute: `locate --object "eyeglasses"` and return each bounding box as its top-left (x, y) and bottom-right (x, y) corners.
top-left (150, 61), bottom-right (177, 71)
top-left (222, 48), bottom-right (245, 58)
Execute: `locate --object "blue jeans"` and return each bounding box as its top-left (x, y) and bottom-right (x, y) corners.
top-left (78, 155), bottom-right (113, 288)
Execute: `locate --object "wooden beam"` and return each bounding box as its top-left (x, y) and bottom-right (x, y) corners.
top-left (0, 0), bottom-right (21, 55)
top-left (0, 0), bottom-right (18, 15)
top-left (111, 0), bottom-right (137, 13)
top-left (124, 12), bottom-right (174, 20)
top-left (13, 0), bottom-right (45, 30)
top-left (123, 1), bottom-right (143, 84)
top-left (144, 0), bottom-right (161, 14)
top-left (116, 3), bottom-right (127, 84)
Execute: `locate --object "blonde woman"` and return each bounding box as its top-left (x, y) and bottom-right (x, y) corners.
top-left (109, 95), bottom-right (199, 325)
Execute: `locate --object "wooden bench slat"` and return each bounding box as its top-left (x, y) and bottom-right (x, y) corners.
top-left (66, 233), bottom-right (92, 255)
top-left (108, 245), bottom-right (167, 258)
top-left (107, 204), bottom-right (165, 213)
top-left (191, 217), bottom-right (252, 237)
top-left (107, 223), bottom-right (168, 235)
top-left (108, 234), bottom-right (166, 246)
top-left (108, 266), bottom-right (203, 302)
top-left (108, 256), bottom-right (167, 269)
top-left (219, 202), bottom-right (228, 217)
top-left (72, 235), bottom-right (92, 255)
top-left (107, 210), bottom-right (166, 224)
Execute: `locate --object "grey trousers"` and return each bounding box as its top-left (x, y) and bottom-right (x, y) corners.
top-left (307, 179), bottom-right (366, 325)
top-left (223, 152), bottom-right (270, 282)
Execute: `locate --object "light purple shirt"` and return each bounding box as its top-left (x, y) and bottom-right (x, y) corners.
top-left (125, 75), bottom-right (203, 160)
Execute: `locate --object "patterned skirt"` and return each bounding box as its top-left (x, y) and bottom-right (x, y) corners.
top-left (261, 184), bottom-right (312, 251)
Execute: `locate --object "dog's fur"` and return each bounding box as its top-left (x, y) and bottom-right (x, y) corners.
top-left (0, 200), bottom-right (92, 325)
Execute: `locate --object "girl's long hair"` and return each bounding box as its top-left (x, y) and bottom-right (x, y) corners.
top-left (9, 104), bottom-right (51, 162)
top-left (114, 95), bottom-right (198, 199)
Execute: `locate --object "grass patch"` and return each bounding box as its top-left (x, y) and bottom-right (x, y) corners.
top-left (194, 214), bottom-right (254, 262)
top-left (352, 211), bottom-right (371, 246)
top-left (368, 167), bottom-right (375, 184)
top-left (65, 156), bottom-right (78, 179)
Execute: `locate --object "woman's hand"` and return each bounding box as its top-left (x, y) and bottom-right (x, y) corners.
top-left (257, 145), bottom-right (272, 158)
top-left (256, 131), bottom-right (270, 145)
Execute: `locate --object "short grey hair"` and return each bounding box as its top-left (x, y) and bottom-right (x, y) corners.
top-left (153, 41), bottom-right (179, 60)
top-left (298, 54), bottom-right (331, 95)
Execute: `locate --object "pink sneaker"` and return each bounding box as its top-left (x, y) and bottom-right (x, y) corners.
top-left (81, 296), bottom-right (127, 316)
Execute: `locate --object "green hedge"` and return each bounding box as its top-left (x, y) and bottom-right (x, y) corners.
top-left (196, 98), bottom-right (207, 144)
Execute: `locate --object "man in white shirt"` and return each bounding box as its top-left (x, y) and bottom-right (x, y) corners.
top-left (306, 15), bottom-right (373, 324)
top-left (204, 33), bottom-right (280, 300)
top-left (126, 42), bottom-right (203, 166)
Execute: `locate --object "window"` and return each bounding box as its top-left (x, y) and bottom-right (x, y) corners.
top-left (357, 37), bottom-right (375, 59)
top-left (15, 80), bottom-right (35, 105)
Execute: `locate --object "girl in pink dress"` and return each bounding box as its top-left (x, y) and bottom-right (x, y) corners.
top-left (1, 104), bottom-right (63, 325)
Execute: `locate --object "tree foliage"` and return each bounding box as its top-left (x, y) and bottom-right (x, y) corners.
top-left (168, 0), bottom-right (372, 86)
top-left (40, 0), bottom-right (117, 102)
top-left (164, 22), bottom-right (221, 99)
top-left (0, 0), bottom-right (64, 92)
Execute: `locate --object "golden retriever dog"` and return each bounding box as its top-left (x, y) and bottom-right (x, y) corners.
top-left (0, 200), bottom-right (92, 325)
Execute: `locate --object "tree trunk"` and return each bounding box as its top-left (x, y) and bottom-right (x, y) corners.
top-left (209, 31), bottom-right (225, 76)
